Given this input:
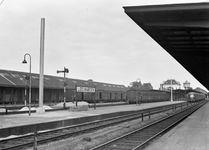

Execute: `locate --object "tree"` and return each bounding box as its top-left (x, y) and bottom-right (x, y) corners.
top-left (129, 81), bottom-right (142, 89)
top-left (129, 81), bottom-right (153, 90)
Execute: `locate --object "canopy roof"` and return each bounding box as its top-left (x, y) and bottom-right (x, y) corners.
top-left (123, 2), bottom-right (209, 90)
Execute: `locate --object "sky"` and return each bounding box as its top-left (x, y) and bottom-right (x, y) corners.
top-left (0, 0), bottom-right (208, 91)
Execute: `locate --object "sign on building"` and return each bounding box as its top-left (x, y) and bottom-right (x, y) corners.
top-left (76, 86), bottom-right (95, 93)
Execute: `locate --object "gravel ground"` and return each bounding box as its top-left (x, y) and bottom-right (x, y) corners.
top-left (27, 110), bottom-right (175, 150)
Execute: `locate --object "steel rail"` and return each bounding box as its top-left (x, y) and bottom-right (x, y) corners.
top-left (90, 101), bottom-right (207, 150)
top-left (0, 102), bottom-right (188, 150)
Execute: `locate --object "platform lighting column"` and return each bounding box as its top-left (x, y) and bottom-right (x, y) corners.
top-left (75, 84), bottom-right (78, 107)
top-left (136, 78), bottom-right (141, 105)
top-left (94, 86), bottom-right (96, 109)
top-left (171, 77), bottom-right (173, 101)
top-left (136, 89), bottom-right (138, 105)
top-left (22, 53), bottom-right (32, 116)
top-left (24, 81), bottom-right (27, 106)
top-left (24, 76), bottom-right (28, 106)
top-left (24, 81), bottom-right (27, 107)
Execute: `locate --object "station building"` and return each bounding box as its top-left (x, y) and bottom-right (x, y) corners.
top-left (0, 69), bottom-right (128, 105)
top-left (160, 79), bottom-right (181, 90)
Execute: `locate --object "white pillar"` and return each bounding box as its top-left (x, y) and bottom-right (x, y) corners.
top-left (37, 18), bottom-right (45, 114)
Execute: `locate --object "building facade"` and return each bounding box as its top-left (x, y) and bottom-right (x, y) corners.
top-left (160, 79), bottom-right (181, 91)
top-left (0, 69), bottom-right (128, 105)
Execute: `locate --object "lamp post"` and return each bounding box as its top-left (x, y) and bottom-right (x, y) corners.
top-left (94, 86), bottom-right (96, 109)
top-left (22, 53), bottom-right (32, 116)
top-left (170, 78), bottom-right (173, 102)
top-left (183, 81), bottom-right (190, 100)
top-left (136, 78), bottom-right (141, 105)
top-left (24, 78), bottom-right (27, 106)
top-left (57, 67), bottom-right (69, 109)
top-left (24, 75), bottom-right (29, 106)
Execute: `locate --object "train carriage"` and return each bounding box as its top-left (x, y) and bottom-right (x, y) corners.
top-left (187, 92), bottom-right (206, 102)
top-left (127, 89), bottom-right (170, 104)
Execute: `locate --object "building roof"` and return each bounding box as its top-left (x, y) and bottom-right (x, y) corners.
top-left (194, 87), bottom-right (208, 94)
top-left (173, 88), bottom-right (201, 94)
top-left (0, 69), bottom-right (128, 92)
top-left (128, 89), bottom-right (169, 93)
top-left (123, 2), bottom-right (209, 90)
top-left (162, 79), bottom-right (181, 86)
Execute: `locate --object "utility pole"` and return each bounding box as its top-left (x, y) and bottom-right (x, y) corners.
top-left (171, 77), bottom-right (173, 101)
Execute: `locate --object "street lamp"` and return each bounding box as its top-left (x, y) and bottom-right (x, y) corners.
top-left (24, 75), bottom-right (29, 106)
top-left (57, 67), bottom-right (69, 109)
top-left (183, 81), bottom-right (190, 100)
top-left (22, 53), bottom-right (32, 116)
top-left (136, 78), bottom-right (141, 105)
top-left (170, 78), bottom-right (173, 102)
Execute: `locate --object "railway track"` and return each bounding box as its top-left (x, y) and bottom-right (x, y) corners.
top-left (0, 102), bottom-right (190, 150)
top-left (90, 101), bottom-right (207, 150)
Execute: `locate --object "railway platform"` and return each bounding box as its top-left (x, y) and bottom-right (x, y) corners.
top-left (145, 101), bottom-right (209, 150)
top-left (0, 101), bottom-right (185, 138)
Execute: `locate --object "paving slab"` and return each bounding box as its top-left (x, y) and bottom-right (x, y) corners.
top-left (0, 101), bottom-right (184, 129)
top-left (144, 101), bottom-right (209, 150)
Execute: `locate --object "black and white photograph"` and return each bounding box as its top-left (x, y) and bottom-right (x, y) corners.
top-left (0, 0), bottom-right (209, 149)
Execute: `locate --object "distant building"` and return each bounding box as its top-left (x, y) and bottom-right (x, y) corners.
top-left (160, 79), bottom-right (181, 91)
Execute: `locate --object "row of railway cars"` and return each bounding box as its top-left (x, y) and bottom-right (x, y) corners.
top-left (127, 89), bottom-right (170, 103)
top-left (0, 70), bottom-right (207, 105)
top-left (127, 89), bottom-right (207, 104)
top-left (0, 88), bottom-right (206, 105)
top-left (1, 86), bottom-right (206, 105)
top-left (187, 92), bottom-right (207, 102)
